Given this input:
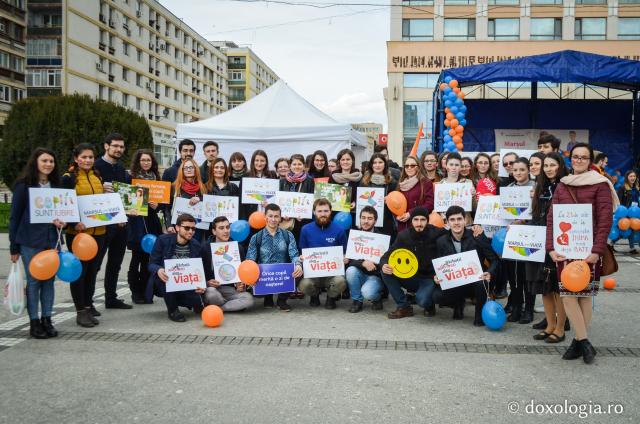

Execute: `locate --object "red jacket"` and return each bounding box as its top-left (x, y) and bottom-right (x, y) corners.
top-left (546, 181), bottom-right (613, 256)
top-left (398, 178), bottom-right (434, 232)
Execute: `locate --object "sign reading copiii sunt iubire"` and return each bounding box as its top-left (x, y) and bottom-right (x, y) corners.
top-left (29, 188), bottom-right (79, 224)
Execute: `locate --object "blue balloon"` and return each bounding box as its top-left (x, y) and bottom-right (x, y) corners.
top-left (141, 234), bottom-right (157, 254)
top-left (56, 252), bottom-right (82, 283)
top-left (450, 106), bottom-right (459, 114)
top-left (444, 135), bottom-right (452, 143)
top-left (609, 226), bottom-right (620, 241)
top-left (491, 227), bottom-right (507, 255)
top-left (443, 86), bottom-right (452, 94)
top-left (482, 300), bottom-right (506, 330)
top-left (334, 212), bottom-right (352, 231)
top-left (230, 220), bottom-right (250, 242)
top-left (459, 119), bottom-right (467, 127)
top-left (459, 104), bottom-right (467, 113)
top-left (444, 99), bottom-right (453, 108)
top-left (628, 205), bottom-right (640, 219)
top-left (621, 228), bottom-right (633, 239)
top-left (444, 76), bottom-right (452, 83)
top-left (448, 91), bottom-right (457, 100)
top-left (454, 98), bottom-right (463, 106)
top-left (455, 112), bottom-right (465, 120)
top-left (614, 206), bottom-right (628, 220)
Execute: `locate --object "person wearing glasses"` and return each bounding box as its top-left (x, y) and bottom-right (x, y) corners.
top-left (420, 151), bottom-right (441, 183)
top-left (396, 156), bottom-right (434, 233)
top-left (162, 139), bottom-right (196, 183)
top-left (360, 153), bottom-right (397, 239)
top-left (148, 213), bottom-right (205, 322)
top-left (164, 158), bottom-right (207, 241)
top-left (498, 151), bottom-right (518, 191)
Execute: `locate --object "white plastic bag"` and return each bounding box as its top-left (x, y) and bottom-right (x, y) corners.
top-left (5, 260), bottom-right (26, 316)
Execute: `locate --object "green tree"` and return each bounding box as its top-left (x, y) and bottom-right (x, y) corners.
top-left (0, 94), bottom-right (154, 186)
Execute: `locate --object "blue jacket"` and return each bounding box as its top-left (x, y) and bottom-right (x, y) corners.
top-left (9, 181), bottom-right (60, 255)
top-left (299, 220), bottom-right (347, 252)
top-left (162, 159), bottom-right (183, 183)
top-left (94, 157), bottom-right (129, 183)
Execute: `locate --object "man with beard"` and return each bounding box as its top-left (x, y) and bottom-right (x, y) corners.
top-left (162, 139), bottom-right (196, 183)
top-left (299, 198), bottom-right (348, 309)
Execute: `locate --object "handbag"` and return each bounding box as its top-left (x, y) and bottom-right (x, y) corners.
top-left (4, 260), bottom-right (26, 316)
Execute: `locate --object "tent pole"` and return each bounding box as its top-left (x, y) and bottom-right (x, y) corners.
top-left (633, 90), bottom-right (639, 169)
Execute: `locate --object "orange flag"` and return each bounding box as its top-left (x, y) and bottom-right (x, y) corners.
top-left (409, 122), bottom-right (424, 157)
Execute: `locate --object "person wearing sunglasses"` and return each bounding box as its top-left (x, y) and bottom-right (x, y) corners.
top-left (498, 151), bottom-right (518, 191)
top-left (148, 214), bottom-right (205, 322)
top-left (396, 156), bottom-right (434, 233)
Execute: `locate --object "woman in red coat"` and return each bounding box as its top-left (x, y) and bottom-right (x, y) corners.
top-left (547, 143), bottom-right (619, 364)
top-left (396, 155), bottom-right (434, 232)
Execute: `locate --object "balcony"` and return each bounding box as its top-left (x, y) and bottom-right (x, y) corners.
top-left (228, 62), bottom-right (246, 70)
top-left (27, 57), bottom-right (62, 66)
top-left (228, 94), bottom-right (245, 102)
top-left (26, 26), bottom-right (62, 36)
top-left (27, 87), bottom-right (62, 97)
top-left (228, 79), bottom-right (245, 86)
top-left (0, 1), bottom-right (25, 18)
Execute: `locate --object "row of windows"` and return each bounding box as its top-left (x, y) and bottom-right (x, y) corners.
top-left (0, 51), bottom-right (24, 72)
top-left (26, 39), bottom-right (62, 57)
top-left (401, 0), bottom-right (639, 4)
top-left (0, 84), bottom-right (25, 103)
top-left (26, 69), bottom-right (61, 88)
top-left (0, 17), bottom-right (24, 41)
top-left (402, 18), bottom-right (640, 40)
top-left (27, 13), bottom-right (62, 28)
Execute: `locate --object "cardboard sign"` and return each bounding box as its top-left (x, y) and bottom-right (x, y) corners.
top-left (275, 191), bottom-right (314, 219)
top-left (314, 182), bottom-right (352, 213)
top-left (433, 250), bottom-right (484, 290)
top-left (302, 246), bottom-right (345, 278)
top-left (495, 129), bottom-right (588, 152)
top-left (202, 195), bottom-right (239, 223)
top-left (132, 179), bottom-right (171, 204)
top-left (345, 230), bottom-right (390, 264)
top-left (483, 225), bottom-right (505, 239)
top-left (355, 187), bottom-right (385, 227)
top-left (28, 188), bottom-right (79, 224)
top-left (210, 242), bottom-right (242, 284)
top-left (253, 263), bottom-right (295, 295)
top-left (500, 186), bottom-right (533, 220)
top-left (163, 258), bottom-right (206, 292)
top-left (171, 197), bottom-right (209, 230)
top-left (77, 193), bottom-right (127, 228)
top-left (434, 182), bottom-right (473, 212)
top-left (241, 178), bottom-right (279, 205)
top-left (474, 195), bottom-right (508, 227)
top-left (502, 225), bottom-right (546, 263)
top-left (553, 204), bottom-right (593, 260)
top-left (113, 182), bottom-right (148, 217)
top-left (498, 149), bottom-right (538, 177)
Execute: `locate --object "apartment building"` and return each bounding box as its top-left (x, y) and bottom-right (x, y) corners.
top-left (0, 0), bottom-right (25, 130)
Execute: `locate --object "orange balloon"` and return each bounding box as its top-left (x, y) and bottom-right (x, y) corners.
top-left (449, 79), bottom-right (459, 88)
top-left (429, 211), bottom-right (445, 228)
top-left (439, 83), bottom-right (448, 91)
top-left (445, 107), bottom-right (451, 114)
top-left (448, 129), bottom-right (456, 137)
top-left (72, 233), bottom-right (98, 261)
top-left (458, 91), bottom-right (465, 99)
top-left (238, 260), bottom-right (260, 285)
top-left (603, 277), bottom-right (617, 290)
top-left (618, 218), bottom-right (630, 231)
top-left (560, 260), bottom-right (591, 292)
top-left (201, 305), bottom-right (224, 328)
top-left (458, 143), bottom-right (464, 150)
top-left (453, 135), bottom-right (462, 144)
top-left (28, 249), bottom-right (60, 280)
top-left (455, 125), bottom-right (464, 134)
top-left (450, 119), bottom-right (459, 128)
top-left (631, 218), bottom-right (640, 231)
top-left (249, 211), bottom-right (267, 229)
top-left (385, 191), bottom-right (407, 216)
top-left (453, 87), bottom-right (461, 94)
top-left (444, 119), bottom-right (451, 127)
top-left (446, 112), bottom-right (454, 120)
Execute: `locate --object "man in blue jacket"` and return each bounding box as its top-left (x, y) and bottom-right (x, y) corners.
top-left (162, 139), bottom-right (196, 183)
top-left (298, 198), bottom-right (348, 309)
top-left (148, 213), bottom-right (205, 322)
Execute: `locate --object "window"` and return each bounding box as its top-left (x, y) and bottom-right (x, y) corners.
top-left (488, 18), bottom-right (519, 40)
top-left (123, 93), bottom-right (129, 107)
top-left (402, 19), bottom-right (434, 41)
top-left (136, 73), bottom-right (142, 87)
top-left (26, 39), bottom-right (61, 57)
top-left (122, 67), bottom-right (128, 81)
top-left (0, 53), bottom-right (24, 72)
top-left (444, 19), bottom-right (476, 40)
top-left (0, 85), bottom-right (11, 102)
top-left (136, 97), bottom-right (142, 110)
top-left (530, 0), bottom-right (561, 4)
top-left (575, 0), bottom-right (605, 3)
top-left (137, 48), bottom-right (142, 62)
top-left (402, 0), bottom-right (434, 5)
top-left (27, 13), bottom-right (62, 28)
top-left (403, 73), bottom-right (440, 88)
top-left (229, 70), bottom-right (244, 81)
top-left (403, 101), bottom-right (432, 159)
top-left (444, 0), bottom-right (475, 4)
top-left (488, 0), bottom-right (518, 3)
top-left (123, 42), bottom-right (129, 55)
top-left (575, 18), bottom-right (606, 40)
top-left (530, 18), bottom-right (562, 40)
top-left (618, 18), bottom-right (640, 40)
top-left (26, 69), bottom-right (61, 87)
top-left (620, 0), bottom-right (640, 3)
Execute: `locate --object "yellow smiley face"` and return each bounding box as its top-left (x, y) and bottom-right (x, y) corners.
top-left (389, 248), bottom-right (418, 279)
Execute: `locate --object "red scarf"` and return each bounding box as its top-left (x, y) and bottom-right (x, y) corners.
top-left (182, 179), bottom-right (201, 196)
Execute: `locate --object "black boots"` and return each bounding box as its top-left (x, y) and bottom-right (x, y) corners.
top-left (29, 319), bottom-right (48, 339)
top-left (309, 295), bottom-right (320, 307)
top-left (452, 304), bottom-right (464, 320)
top-left (519, 294), bottom-right (535, 324)
top-left (76, 309), bottom-right (95, 328)
top-left (349, 300), bottom-right (363, 313)
top-left (507, 305), bottom-right (522, 322)
top-left (580, 339), bottom-right (597, 364)
top-left (41, 317), bottom-right (58, 338)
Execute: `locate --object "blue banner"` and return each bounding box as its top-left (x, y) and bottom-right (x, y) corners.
top-left (253, 263), bottom-right (295, 295)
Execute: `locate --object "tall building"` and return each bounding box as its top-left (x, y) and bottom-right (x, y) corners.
top-left (385, 0), bottom-right (640, 161)
top-left (211, 41), bottom-right (279, 109)
top-left (0, 0), bottom-right (26, 131)
top-left (26, 0), bottom-right (229, 167)
top-left (352, 122), bottom-right (383, 157)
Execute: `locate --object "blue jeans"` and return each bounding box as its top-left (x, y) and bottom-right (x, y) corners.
top-left (345, 266), bottom-right (383, 302)
top-left (381, 273), bottom-right (435, 309)
top-left (20, 245), bottom-right (55, 320)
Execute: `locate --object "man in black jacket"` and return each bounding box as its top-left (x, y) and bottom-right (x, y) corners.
top-left (199, 140), bottom-right (219, 184)
top-left (380, 207), bottom-right (447, 319)
top-left (434, 206), bottom-right (498, 326)
top-left (162, 139), bottom-right (196, 183)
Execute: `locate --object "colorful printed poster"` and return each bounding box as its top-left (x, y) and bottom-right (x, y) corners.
top-left (301, 246), bottom-right (345, 278)
top-left (313, 182), bottom-right (351, 213)
top-left (345, 230), bottom-right (390, 264)
top-left (502, 225), bottom-right (546, 263)
top-left (163, 258), bottom-right (206, 293)
top-left (77, 193), bottom-right (127, 228)
top-left (474, 195), bottom-right (508, 227)
top-left (498, 149), bottom-right (538, 177)
top-left (202, 195), bottom-right (239, 223)
top-left (500, 186), bottom-right (533, 220)
top-left (553, 204), bottom-right (593, 260)
top-left (434, 182), bottom-right (473, 212)
top-left (210, 242), bottom-right (242, 284)
top-left (28, 188), bottom-right (79, 224)
top-left (113, 182), bottom-right (148, 217)
top-left (355, 187), bottom-right (385, 227)
top-left (433, 250), bottom-right (484, 290)
top-left (170, 197), bottom-right (209, 230)
top-left (275, 191), bottom-right (314, 219)
top-left (131, 179), bottom-right (171, 204)
top-left (253, 263), bottom-right (295, 295)
top-left (241, 178), bottom-right (279, 205)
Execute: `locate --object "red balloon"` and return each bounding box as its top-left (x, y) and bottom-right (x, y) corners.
top-left (630, 218), bottom-right (640, 231)
top-left (453, 87), bottom-right (461, 94)
top-left (444, 119), bottom-right (451, 127)
top-left (446, 112), bottom-right (454, 120)
top-left (603, 277), bottom-right (617, 290)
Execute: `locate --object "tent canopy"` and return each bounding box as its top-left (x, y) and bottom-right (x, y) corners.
top-left (176, 80), bottom-right (367, 164)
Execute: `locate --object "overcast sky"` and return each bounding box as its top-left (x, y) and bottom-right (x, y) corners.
top-left (160, 0), bottom-right (390, 130)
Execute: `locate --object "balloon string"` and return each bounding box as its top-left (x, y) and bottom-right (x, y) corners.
top-left (143, 218), bottom-right (148, 235)
top-left (55, 227), bottom-right (63, 251)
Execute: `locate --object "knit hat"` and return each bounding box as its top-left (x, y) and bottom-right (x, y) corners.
top-left (410, 207), bottom-right (429, 220)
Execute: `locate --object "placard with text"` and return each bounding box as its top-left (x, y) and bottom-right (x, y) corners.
top-left (164, 258), bottom-right (206, 292)
top-left (29, 188), bottom-right (79, 224)
top-left (553, 204), bottom-right (593, 260)
top-left (302, 246), bottom-right (345, 278)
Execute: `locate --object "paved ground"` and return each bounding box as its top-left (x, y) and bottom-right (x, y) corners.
top-left (0, 233), bottom-right (638, 423)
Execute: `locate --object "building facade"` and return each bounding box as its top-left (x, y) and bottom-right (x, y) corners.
top-left (385, 0), bottom-right (640, 161)
top-left (0, 0), bottom-right (26, 131)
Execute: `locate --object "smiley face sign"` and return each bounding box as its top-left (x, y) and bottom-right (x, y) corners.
top-left (388, 248), bottom-right (418, 279)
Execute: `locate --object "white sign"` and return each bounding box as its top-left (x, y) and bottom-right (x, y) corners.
top-left (345, 230), bottom-right (391, 264)
top-left (434, 182), bottom-right (473, 212)
top-left (553, 204), bottom-right (593, 260)
top-left (164, 258), bottom-right (206, 292)
top-left (433, 250), bottom-right (484, 290)
top-left (502, 225), bottom-right (546, 263)
top-left (495, 129), bottom-right (588, 152)
top-left (171, 197), bottom-right (209, 230)
top-left (202, 195), bottom-right (239, 223)
top-left (77, 193), bottom-right (127, 228)
top-left (355, 187), bottom-right (385, 227)
top-left (302, 246), bottom-right (345, 278)
top-left (474, 195), bottom-right (508, 227)
top-left (498, 149), bottom-right (538, 177)
top-left (241, 178), bottom-right (279, 205)
top-left (210, 242), bottom-right (242, 284)
top-left (29, 188), bottom-right (79, 224)
top-left (500, 186), bottom-right (533, 220)
top-left (275, 191), bottom-right (314, 220)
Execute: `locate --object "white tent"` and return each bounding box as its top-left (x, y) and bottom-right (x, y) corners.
top-left (176, 80), bottom-right (368, 165)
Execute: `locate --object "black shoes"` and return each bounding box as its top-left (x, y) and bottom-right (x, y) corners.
top-left (325, 297), bottom-right (337, 310)
top-left (41, 317), bottom-right (58, 338)
top-left (105, 298), bottom-right (133, 309)
top-left (309, 295), bottom-right (321, 307)
top-left (371, 299), bottom-right (383, 311)
top-left (452, 304), bottom-right (464, 320)
top-left (276, 299), bottom-right (292, 312)
top-left (29, 319), bottom-right (48, 339)
top-left (90, 306), bottom-right (101, 317)
top-left (349, 300), bottom-right (363, 313)
top-left (562, 338), bottom-right (583, 360)
top-left (168, 310), bottom-right (186, 322)
top-left (533, 318), bottom-right (570, 331)
top-left (263, 296), bottom-right (275, 308)
top-left (424, 305), bottom-right (436, 317)
top-left (507, 305), bottom-right (522, 322)
top-left (131, 294), bottom-right (146, 304)
top-left (519, 309), bottom-right (534, 324)
top-left (76, 309), bottom-right (95, 328)
top-left (473, 315), bottom-right (485, 326)
top-left (580, 339), bottom-right (597, 364)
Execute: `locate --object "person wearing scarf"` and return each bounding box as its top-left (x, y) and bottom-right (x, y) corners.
top-left (396, 156), bottom-right (434, 233)
top-left (165, 158), bottom-right (207, 242)
top-left (360, 153), bottom-right (398, 240)
top-left (279, 154), bottom-right (314, 240)
top-left (329, 150), bottom-right (363, 225)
